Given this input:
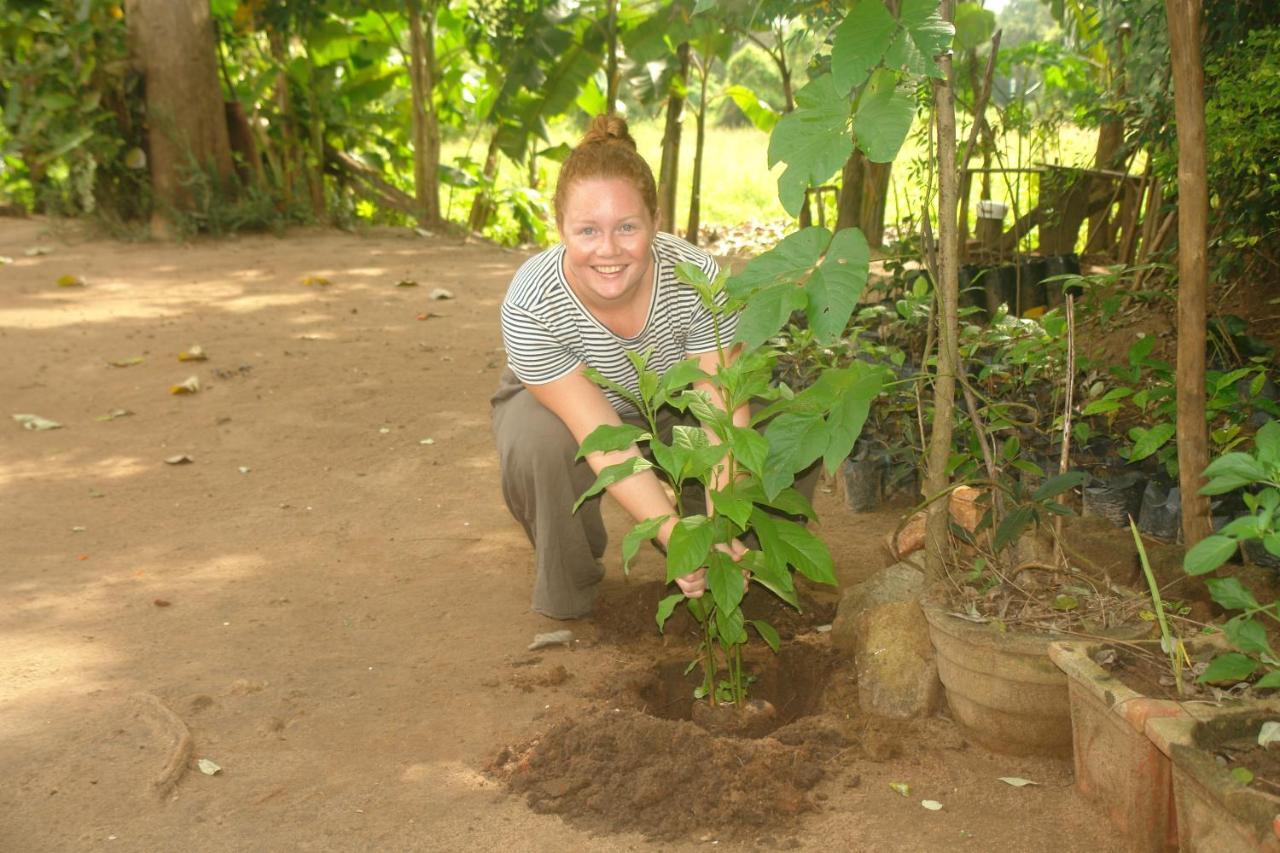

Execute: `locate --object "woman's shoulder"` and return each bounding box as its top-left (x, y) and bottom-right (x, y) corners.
top-left (505, 243), bottom-right (566, 308)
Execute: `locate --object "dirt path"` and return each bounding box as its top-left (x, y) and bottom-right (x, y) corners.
top-left (1, 219), bottom-right (1109, 851)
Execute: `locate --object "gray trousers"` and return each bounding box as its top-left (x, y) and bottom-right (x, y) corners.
top-left (490, 369), bottom-right (818, 619)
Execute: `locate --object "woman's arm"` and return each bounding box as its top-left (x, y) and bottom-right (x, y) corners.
top-left (526, 370), bottom-right (705, 596)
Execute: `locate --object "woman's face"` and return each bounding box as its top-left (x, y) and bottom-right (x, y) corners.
top-left (557, 177), bottom-right (656, 309)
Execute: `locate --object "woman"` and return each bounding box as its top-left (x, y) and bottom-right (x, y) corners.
top-left (491, 114), bottom-right (748, 620)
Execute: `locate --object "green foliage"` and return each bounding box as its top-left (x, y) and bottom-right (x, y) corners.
top-left (1184, 421), bottom-right (1280, 577)
top-left (578, 251), bottom-right (887, 705)
top-left (1204, 27), bottom-right (1280, 258)
top-left (768, 0), bottom-right (953, 216)
top-left (0, 0), bottom-right (147, 218)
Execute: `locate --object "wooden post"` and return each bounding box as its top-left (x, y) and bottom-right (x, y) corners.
top-left (1166, 0), bottom-right (1212, 546)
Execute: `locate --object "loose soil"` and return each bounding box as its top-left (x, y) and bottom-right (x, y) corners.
top-left (2, 217), bottom-right (1113, 851)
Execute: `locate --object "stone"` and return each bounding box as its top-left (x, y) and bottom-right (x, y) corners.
top-left (888, 487), bottom-right (984, 559)
top-left (830, 556), bottom-right (942, 720)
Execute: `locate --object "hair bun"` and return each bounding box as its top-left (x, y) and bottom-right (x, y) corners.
top-left (580, 114), bottom-right (636, 150)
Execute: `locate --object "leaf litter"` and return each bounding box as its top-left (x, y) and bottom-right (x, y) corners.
top-left (12, 414), bottom-right (62, 430)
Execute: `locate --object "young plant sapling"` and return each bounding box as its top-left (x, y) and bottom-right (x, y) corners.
top-left (574, 234), bottom-right (885, 708)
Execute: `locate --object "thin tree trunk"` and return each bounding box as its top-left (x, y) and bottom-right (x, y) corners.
top-left (605, 0), bottom-right (619, 112)
top-left (861, 162), bottom-right (892, 247)
top-left (923, 0), bottom-right (961, 584)
top-left (267, 30), bottom-right (296, 210)
top-left (408, 0), bottom-right (441, 225)
top-left (836, 150), bottom-right (868, 231)
top-left (1166, 0), bottom-right (1212, 546)
top-left (657, 43), bottom-right (689, 234)
top-left (468, 130), bottom-right (501, 232)
top-left (686, 60), bottom-right (708, 245)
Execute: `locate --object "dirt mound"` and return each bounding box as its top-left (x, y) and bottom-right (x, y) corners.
top-left (491, 708), bottom-right (834, 842)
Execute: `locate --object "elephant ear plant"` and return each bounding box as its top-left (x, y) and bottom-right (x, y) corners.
top-left (1183, 420), bottom-right (1280, 687)
top-left (573, 230), bottom-right (886, 707)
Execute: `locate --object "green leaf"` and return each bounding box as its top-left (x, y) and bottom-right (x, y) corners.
top-left (1032, 471), bottom-right (1087, 502)
top-left (1184, 535), bottom-right (1238, 575)
top-left (731, 284), bottom-right (807, 352)
top-left (767, 75), bottom-right (853, 216)
top-left (1197, 652), bottom-right (1258, 684)
top-left (715, 604), bottom-right (748, 646)
top-left (656, 592), bottom-right (685, 631)
top-left (727, 426), bottom-right (769, 478)
top-left (730, 227), bottom-right (831, 291)
top-left (707, 550), bottom-right (746, 618)
top-left (953, 2), bottom-right (997, 51)
top-left (821, 366), bottom-right (883, 474)
top-left (711, 484), bottom-right (754, 530)
top-left (1202, 452), bottom-right (1269, 485)
top-left (622, 516), bottom-right (668, 575)
top-left (752, 510), bottom-right (836, 586)
top-left (807, 227), bottom-right (871, 343)
top-left (1256, 420), bottom-right (1280, 467)
top-left (573, 457), bottom-right (654, 512)
top-left (831, 0), bottom-right (898, 92)
top-left (853, 69), bottom-right (916, 163)
top-left (723, 84), bottom-right (780, 133)
top-left (740, 550), bottom-right (798, 607)
top-left (762, 412), bottom-right (828, 498)
top-left (751, 619), bottom-right (781, 653)
top-left (1253, 669), bottom-right (1280, 689)
top-left (1128, 423), bottom-right (1176, 462)
top-left (993, 505), bottom-right (1035, 553)
top-left (1052, 594), bottom-right (1079, 611)
top-left (583, 367), bottom-right (642, 412)
top-left (900, 0), bottom-right (956, 77)
top-left (1231, 766), bottom-right (1256, 786)
top-left (658, 356), bottom-right (709, 401)
top-left (667, 515), bottom-right (715, 580)
top-left (576, 424), bottom-right (650, 459)
top-left (1207, 577), bottom-right (1262, 612)
top-left (1223, 615), bottom-right (1274, 657)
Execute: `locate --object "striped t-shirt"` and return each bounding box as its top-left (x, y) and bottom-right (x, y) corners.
top-left (499, 231), bottom-right (738, 416)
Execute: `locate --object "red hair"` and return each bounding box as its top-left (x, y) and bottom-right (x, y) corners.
top-left (554, 114), bottom-right (658, 226)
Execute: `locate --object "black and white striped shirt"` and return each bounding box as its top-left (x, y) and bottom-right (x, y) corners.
top-left (500, 232), bottom-right (737, 416)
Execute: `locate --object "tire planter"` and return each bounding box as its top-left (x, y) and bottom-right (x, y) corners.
top-left (1146, 710), bottom-right (1280, 853)
top-left (1049, 640), bottom-right (1190, 852)
top-left (921, 600), bottom-right (1079, 757)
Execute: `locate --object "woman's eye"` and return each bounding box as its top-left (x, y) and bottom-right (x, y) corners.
top-left (620, 223), bottom-right (635, 233)
top-left (580, 227), bottom-right (595, 236)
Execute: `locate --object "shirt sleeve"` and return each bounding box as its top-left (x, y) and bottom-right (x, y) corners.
top-left (499, 302), bottom-right (581, 385)
top-left (682, 254), bottom-right (740, 355)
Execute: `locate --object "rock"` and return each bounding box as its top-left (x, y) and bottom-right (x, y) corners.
top-left (830, 555), bottom-right (925, 654)
top-left (831, 556), bottom-right (942, 720)
top-left (528, 630), bottom-right (573, 651)
top-left (888, 487), bottom-right (984, 559)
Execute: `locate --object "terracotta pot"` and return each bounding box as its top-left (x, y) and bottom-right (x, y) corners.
top-left (1146, 710), bottom-right (1280, 853)
top-left (921, 601), bottom-right (1078, 757)
top-left (1050, 640), bottom-right (1190, 851)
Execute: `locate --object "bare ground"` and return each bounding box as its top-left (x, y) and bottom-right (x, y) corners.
top-left (0, 218), bottom-right (1112, 851)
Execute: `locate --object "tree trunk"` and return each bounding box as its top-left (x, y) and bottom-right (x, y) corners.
top-left (923, 0), bottom-right (961, 584)
top-left (1166, 0), bottom-right (1212, 546)
top-left (836, 150), bottom-right (868, 231)
top-left (125, 0), bottom-right (233, 236)
top-left (605, 0), bottom-right (619, 112)
top-left (685, 61), bottom-right (708, 246)
top-left (468, 130), bottom-right (501, 233)
top-left (266, 29), bottom-right (298, 210)
top-left (657, 43), bottom-right (689, 234)
top-left (407, 0), bottom-right (441, 226)
top-left (861, 162), bottom-right (892, 247)
top-left (1086, 27), bottom-right (1129, 255)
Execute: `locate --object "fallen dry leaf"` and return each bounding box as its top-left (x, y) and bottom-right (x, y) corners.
top-left (164, 454), bottom-right (194, 465)
top-left (108, 356), bottom-right (145, 368)
top-left (178, 345), bottom-right (207, 362)
top-left (300, 275), bottom-right (331, 287)
top-left (56, 274), bottom-right (85, 287)
top-left (12, 413), bottom-right (62, 430)
top-left (170, 376), bottom-right (201, 395)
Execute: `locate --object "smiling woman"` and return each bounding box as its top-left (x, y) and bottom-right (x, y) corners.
top-left (489, 115), bottom-right (748, 620)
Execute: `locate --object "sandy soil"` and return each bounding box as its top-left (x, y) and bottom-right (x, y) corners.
top-left (1, 217), bottom-right (1111, 851)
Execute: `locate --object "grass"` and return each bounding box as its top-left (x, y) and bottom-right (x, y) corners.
top-left (440, 110), bottom-right (1104, 249)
